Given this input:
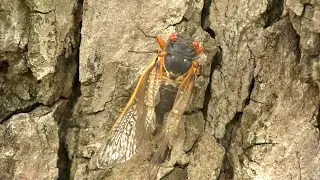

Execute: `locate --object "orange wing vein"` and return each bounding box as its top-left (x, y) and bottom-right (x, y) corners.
top-left (148, 64), bottom-right (198, 179)
top-left (96, 58), bottom-right (161, 169)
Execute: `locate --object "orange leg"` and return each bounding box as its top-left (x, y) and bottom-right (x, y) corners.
top-left (180, 66), bottom-right (196, 90)
top-left (156, 36), bottom-right (166, 79)
top-left (157, 36), bottom-right (166, 50)
top-left (158, 56), bottom-right (165, 79)
top-left (195, 47), bottom-right (204, 56)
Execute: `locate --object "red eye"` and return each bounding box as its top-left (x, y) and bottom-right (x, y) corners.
top-left (192, 41), bottom-right (199, 49)
top-left (168, 34), bottom-right (177, 42)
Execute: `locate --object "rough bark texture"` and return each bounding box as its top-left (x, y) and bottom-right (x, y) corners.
top-left (1, 0), bottom-right (320, 179)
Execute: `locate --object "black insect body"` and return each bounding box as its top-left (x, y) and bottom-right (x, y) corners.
top-left (164, 35), bottom-right (197, 79)
top-left (95, 33), bottom-right (203, 176)
top-left (155, 34), bottom-right (198, 132)
top-left (154, 83), bottom-right (178, 128)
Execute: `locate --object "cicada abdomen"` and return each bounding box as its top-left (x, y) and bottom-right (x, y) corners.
top-left (95, 33), bottom-right (203, 178)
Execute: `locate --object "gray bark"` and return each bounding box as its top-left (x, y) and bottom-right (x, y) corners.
top-left (1, 0), bottom-right (320, 179)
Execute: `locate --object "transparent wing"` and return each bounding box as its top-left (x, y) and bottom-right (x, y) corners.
top-left (96, 58), bottom-right (161, 169)
top-left (165, 65), bottom-right (197, 137)
top-left (149, 65), bottom-right (198, 179)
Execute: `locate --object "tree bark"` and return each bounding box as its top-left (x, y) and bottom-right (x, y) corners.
top-left (1, 0), bottom-right (320, 179)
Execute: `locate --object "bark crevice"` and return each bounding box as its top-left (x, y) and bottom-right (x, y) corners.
top-left (245, 75), bottom-right (255, 106)
top-left (217, 112), bottom-right (242, 180)
top-left (0, 60), bottom-right (9, 73)
top-left (201, 0), bottom-right (216, 38)
top-left (202, 47), bottom-right (222, 129)
top-left (218, 57), bottom-right (255, 179)
top-left (0, 103), bottom-right (42, 124)
top-left (200, 0), bottom-right (220, 130)
top-left (262, 0), bottom-right (284, 28)
top-left (30, 9), bottom-right (55, 14)
top-left (57, 0), bottom-right (83, 179)
top-left (315, 105), bottom-right (320, 142)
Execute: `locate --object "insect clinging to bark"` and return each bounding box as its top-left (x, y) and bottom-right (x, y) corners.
top-left (96, 33), bottom-right (203, 170)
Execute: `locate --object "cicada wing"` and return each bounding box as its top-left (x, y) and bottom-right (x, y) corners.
top-left (96, 58), bottom-right (161, 169)
top-left (96, 105), bottom-right (139, 168)
top-left (137, 62), bottom-right (161, 140)
top-left (148, 66), bottom-right (198, 179)
top-left (166, 65), bottom-right (197, 142)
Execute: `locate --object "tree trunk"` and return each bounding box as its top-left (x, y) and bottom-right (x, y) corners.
top-left (1, 0), bottom-right (320, 179)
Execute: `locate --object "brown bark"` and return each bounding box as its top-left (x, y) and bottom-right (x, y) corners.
top-left (1, 0), bottom-right (320, 179)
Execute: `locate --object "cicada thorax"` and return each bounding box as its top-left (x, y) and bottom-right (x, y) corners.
top-left (163, 35), bottom-right (196, 77)
top-left (154, 34), bottom-right (197, 129)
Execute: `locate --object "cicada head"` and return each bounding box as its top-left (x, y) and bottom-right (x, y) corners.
top-left (159, 33), bottom-right (203, 79)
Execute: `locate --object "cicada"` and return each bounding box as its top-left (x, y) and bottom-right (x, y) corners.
top-left (96, 33), bottom-right (203, 170)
